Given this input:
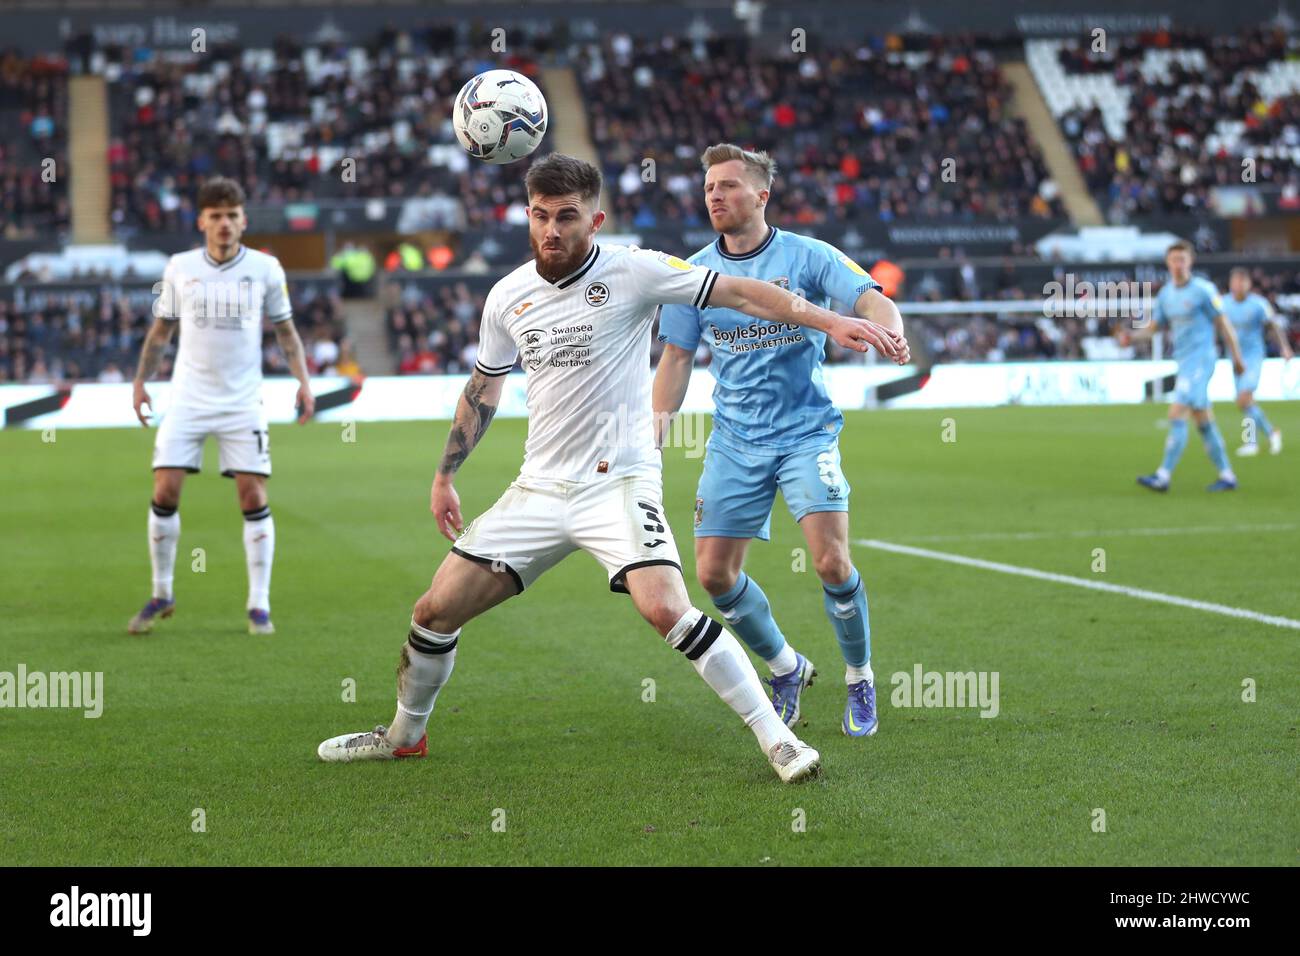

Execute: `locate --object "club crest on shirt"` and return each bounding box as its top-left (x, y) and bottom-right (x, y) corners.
top-left (585, 281), bottom-right (610, 307)
top-left (521, 328), bottom-right (547, 371)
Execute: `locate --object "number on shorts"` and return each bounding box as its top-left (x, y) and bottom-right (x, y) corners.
top-left (637, 501), bottom-right (664, 533)
top-left (253, 429), bottom-right (269, 454)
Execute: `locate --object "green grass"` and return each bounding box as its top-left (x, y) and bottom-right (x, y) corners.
top-left (1, 404), bottom-right (1297, 866)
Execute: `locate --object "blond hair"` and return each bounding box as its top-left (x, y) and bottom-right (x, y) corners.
top-left (700, 143), bottom-right (777, 191)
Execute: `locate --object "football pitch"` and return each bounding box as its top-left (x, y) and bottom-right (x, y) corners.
top-left (2, 403), bottom-right (1296, 866)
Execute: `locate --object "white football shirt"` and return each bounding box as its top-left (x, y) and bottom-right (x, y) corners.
top-left (155, 245), bottom-right (293, 412)
top-left (475, 243), bottom-right (718, 482)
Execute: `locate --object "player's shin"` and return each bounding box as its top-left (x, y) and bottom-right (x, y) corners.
top-left (387, 620), bottom-right (458, 748)
top-left (666, 608), bottom-right (794, 753)
top-left (712, 572), bottom-right (797, 674)
top-left (242, 505), bottom-right (275, 611)
top-left (1198, 421), bottom-right (1234, 477)
top-left (1246, 404), bottom-right (1274, 440)
top-left (1159, 419), bottom-right (1189, 480)
top-left (822, 568), bottom-right (873, 685)
top-left (148, 501), bottom-right (181, 600)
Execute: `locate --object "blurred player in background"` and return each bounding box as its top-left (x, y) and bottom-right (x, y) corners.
top-left (1124, 242), bottom-right (1244, 492)
top-left (316, 154), bottom-right (907, 782)
top-left (1225, 267), bottom-right (1291, 456)
top-left (128, 178), bottom-right (315, 636)
top-left (654, 144), bottom-right (907, 739)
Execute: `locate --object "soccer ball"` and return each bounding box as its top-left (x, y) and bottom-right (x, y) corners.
top-left (452, 70), bottom-right (548, 165)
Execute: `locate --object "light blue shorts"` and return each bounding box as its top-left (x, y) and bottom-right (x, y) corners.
top-left (693, 432), bottom-right (850, 541)
top-left (1234, 357), bottom-right (1263, 396)
top-left (1173, 357), bottom-right (1216, 410)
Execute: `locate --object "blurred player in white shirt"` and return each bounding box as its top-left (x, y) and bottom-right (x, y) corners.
top-left (318, 154), bottom-right (907, 782)
top-left (128, 178), bottom-right (316, 636)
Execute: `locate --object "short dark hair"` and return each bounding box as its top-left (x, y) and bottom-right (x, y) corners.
top-left (1166, 240), bottom-right (1194, 257)
top-left (1229, 266), bottom-right (1251, 280)
top-left (196, 177), bottom-right (247, 211)
top-left (525, 153), bottom-right (601, 205)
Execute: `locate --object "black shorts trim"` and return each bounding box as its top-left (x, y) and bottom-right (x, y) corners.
top-left (450, 546), bottom-right (525, 595)
top-left (221, 469), bottom-right (272, 479)
top-left (609, 559), bottom-right (683, 594)
top-left (153, 465), bottom-right (201, 474)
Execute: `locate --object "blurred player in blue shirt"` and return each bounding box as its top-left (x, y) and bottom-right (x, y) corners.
top-left (1122, 242), bottom-right (1245, 491)
top-left (1224, 267), bottom-right (1291, 456)
top-left (654, 143), bottom-right (908, 738)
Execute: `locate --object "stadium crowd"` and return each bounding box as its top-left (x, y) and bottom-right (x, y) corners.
top-left (0, 285), bottom-right (354, 384)
top-left (99, 26), bottom-right (553, 234)
top-left (577, 32), bottom-right (1065, 228)
top-left (1056, 26), bottom-right (1300, 219)
top-left (0, 50), bottom-right (71, 238)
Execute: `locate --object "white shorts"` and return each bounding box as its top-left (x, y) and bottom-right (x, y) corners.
top-left (453, 472), bottom-right (681, 594)
top-left (152, 405), bottom-right (272, 478)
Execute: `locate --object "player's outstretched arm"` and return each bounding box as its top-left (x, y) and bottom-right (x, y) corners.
top-left (1215, 313), bottom-right (1246, 374)
top-left (131, 317), bottom-right (177, 426)
top-left (708, 274), bottom-right (908, 362)
top-left (273, 320), bottom-right (316, 423)
top-left (652, 343), bottom-right (694, 450)
top-left (431, 369), bottom-right (506, 542)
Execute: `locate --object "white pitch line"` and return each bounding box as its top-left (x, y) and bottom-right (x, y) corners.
top-left (899, 523), bottom-right (1298, 544)
top-left (857, 538), bottom-right (1300, 631)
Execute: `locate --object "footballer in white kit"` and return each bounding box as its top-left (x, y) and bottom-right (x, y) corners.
top-left (317, 154), bottom-right (908, 783)
top-left (128, 178), bottom-right (316, 636)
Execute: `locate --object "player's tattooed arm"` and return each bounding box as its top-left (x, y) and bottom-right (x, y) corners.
top-left (273, 320), bottom-right (316, 422)
top-left (131, 318), bottom-right (177, 426)
top-left (437, 369), bottom-right (505, 478)
top-left (133, 317), bottom-right (177, 383)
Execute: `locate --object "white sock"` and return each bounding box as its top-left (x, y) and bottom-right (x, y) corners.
top-left (767, 642), bottom-right (799, 677)
top-left (1155, 467), bottom-right (1171, 482)
top-left (148, 503), bottom-right (180, 600)
top-left (667, 609), bottom-right (795, 754)
top-left (388, 619), bottom-right (459, 747)
top-left (242, 506), bottom-right (275, 611)
top-left (1219, 468), bottom-right (1236, 482)
top-left (846, 661), bottom-right (874, 686)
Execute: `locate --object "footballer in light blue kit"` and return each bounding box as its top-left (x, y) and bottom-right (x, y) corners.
top-left (655, 143), bottom-right (908, 738)
top-left (1126, 242), bottom-right (1246, 492)
top-left (1224, 267), bottom-right (1291, 456)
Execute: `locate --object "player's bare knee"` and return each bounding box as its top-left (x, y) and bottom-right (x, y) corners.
top-left (412, 589), bottom-right (459, 634)
top-left (641, 600), bottom-right (689, 637)
top-left (814, 550), bottom-right (853, 586)
top-left (152, 475), bottom-right (182, 510)
top-left (696, 563), bottom-right (738, 597)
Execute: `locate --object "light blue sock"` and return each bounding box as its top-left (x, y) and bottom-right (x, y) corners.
top-left (822, 567), bottom-right (870, 668)
top-left (712, 572), bottom-right (788, 662)
top-left (1246, 404), bottom-right (1274, 440)
top-left (1160, 419), bottom-right (1189, 475)
top-left (1199, 421), bottom-right (1232, 473)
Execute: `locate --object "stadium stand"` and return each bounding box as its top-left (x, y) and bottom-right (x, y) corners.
top-left (98, 25), bottom-right (554, 234)
top-left (0, 284), bottom-right (352, 384)
top-left (1028, 27), bottom-right (1300, 219)
top-left (0, 50), bottom-right (72, 238)
top-left (576, 32), bottom-right (1066, 227)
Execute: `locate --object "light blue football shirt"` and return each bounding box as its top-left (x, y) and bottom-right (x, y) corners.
top-left (1222, 292), bottom-right (1274, 362)
top-left (658, 226), bottom-right (880, 448)
top-left (1152, 275), bottom-right (1225, 365)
